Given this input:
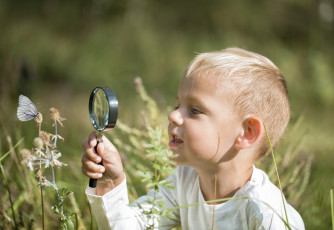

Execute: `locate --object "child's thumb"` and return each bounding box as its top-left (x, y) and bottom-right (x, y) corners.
top-left (97, 141), bottom-right (117, 163)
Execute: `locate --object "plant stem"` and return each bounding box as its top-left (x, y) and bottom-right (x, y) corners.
top-left (263, 124), bottom-right (289, 228)
top-left (37, 116), bottom-right (44, 230)
top-left (164, 196), bottom-right (291, 229)
top-left (54, 120), bottom-right (58, 146)
top-left (88, 202), bottom-right (94, 230)
top-left (0, 138), bottom-right (24, 163)
top-left (38, 123), bottom-right (41, 136)
top-left (70, 193), bottom-right (86, 230)
top-left (39, 156), bottom-right (45, 230)
top-left (331, 189), bottom-right (334, 230)
top-left (51, 152), bottom-right (56, 185)
top-left (52, 120), bottom-right (58, 185)
top-left (52, 120), bottom-right (64, 222)
top-left (211, 174), bottom-right (217, 230)
top-left (41, 186), bottom-right (45, 230)
top-left (0, 162), bottom-right (18, 228)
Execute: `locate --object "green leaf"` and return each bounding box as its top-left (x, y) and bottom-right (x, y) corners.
top-left (157, 200), bottom-right (166, 208)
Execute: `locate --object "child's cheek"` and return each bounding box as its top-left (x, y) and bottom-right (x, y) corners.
top-left (187, 125), bottom-right (213, 153)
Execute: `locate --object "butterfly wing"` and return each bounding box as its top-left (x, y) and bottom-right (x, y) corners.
top-left (17, 95), bottom-right (39, 121)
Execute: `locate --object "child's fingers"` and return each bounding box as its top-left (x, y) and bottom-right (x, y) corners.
top-left (101, 135), bottom-right (117, 152)
top-left (81, 155), bottom-right (105, 174)
top-left (96, 136), bottom-right (119, 163)
top-left (88, 131), bottom-right (98, 148)
top-left (82, 166), bottom-right (103, 179)
top-left (82, 141), bottom-right (102, 163)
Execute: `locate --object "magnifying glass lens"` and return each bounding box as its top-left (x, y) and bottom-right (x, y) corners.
top-left (93, 88), bottom-right (110, 131)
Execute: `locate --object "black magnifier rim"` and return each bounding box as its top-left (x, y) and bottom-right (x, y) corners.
top-left (89, 87), bottom-right (118, 131)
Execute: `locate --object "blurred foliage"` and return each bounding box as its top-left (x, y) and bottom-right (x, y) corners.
top-left (1, 0), bottom-right (334, 229)
top-left (0, 77), bottom-right (314, 229)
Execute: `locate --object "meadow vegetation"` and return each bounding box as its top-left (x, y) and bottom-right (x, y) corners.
top-left (1, 1), bottom-right (334, 229)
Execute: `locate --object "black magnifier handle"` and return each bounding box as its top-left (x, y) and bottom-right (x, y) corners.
top-left (89, 139), bottom-right (102, 188)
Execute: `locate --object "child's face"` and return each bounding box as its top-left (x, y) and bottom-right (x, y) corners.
top-left (168, 76), bottom-right (242, 169)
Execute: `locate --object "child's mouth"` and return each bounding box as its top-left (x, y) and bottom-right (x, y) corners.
top-left (169, 135), bottom-right (183, 147)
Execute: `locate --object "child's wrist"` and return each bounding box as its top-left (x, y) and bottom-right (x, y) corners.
top-left (96, 173), bottom-right (125, 196)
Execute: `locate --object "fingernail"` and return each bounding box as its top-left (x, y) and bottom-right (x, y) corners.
top-left (99, 167), bottom-right (105, 173)
top-left (96, 157), bottom-right (101, 162)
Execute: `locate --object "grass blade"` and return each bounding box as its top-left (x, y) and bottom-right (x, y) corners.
top-left (0, 138), bottom-right (24, 163)
top-left (163, 196), bottom-right (291, 229)
top-left (0, 162), bottom-right (17, 228)
top-left (331, 189), bottom-right (334, 230)
top-left (88, 201), bottom-right (93, 230)
top-left (263, 123), bottom-right (290, 228)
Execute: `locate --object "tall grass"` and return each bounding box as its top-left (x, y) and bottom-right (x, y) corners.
top-left (0, 78), bottom-right (316, 229)
top-left (0, 98), bottom-right (82, 229)
top-left (263, 124), bottom-right (289, 228)
top-left (0, 2), bottom-right (333, 227)
top-left (331, 189), bottom-right (334, 230)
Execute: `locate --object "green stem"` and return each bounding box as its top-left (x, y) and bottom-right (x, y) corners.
top-left (52, 120), bottom-right (58, 185)
top-left (0, 138), bottom-right (24, 163)
top-left (41, 186), bottom-right (45, 230)
top-left (54, 120), bottom-right (58, 146)
top-left (162, 196), bottom-right (291, 229)
top-left (331, 189), bottom-right (334, 230)
top-left (0, 162), bottom-right (18, 228)
top-left (52, 120), bottom-right (65, 225)
top-left (87, 201), bottom-right (94, 230)
top-left (39, 156), bottom-right (45, 230)
top-left (51, 152), bottom-right (56, 185)
top-left (165, 196), bottom-right (245, 212)
top-left (263, 123), bottom-right (289, 228)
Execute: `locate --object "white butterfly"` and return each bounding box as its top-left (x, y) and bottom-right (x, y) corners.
top-left (17, 95), bottom-right (39, 121)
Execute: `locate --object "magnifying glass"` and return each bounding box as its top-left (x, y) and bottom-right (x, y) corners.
top-left (88, 87), bottom-right (118, 188)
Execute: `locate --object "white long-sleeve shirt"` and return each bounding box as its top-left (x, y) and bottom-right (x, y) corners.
top-left (86, 166), bottom-right (305, 229)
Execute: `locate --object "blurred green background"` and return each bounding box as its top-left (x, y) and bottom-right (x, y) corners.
top-left (1, 0), bottom-right (334, 229)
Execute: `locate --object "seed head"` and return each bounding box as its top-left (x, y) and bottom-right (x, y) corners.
top-left (39, 131), bottom-right (50, 144)
top-left (50, 107), bottom-right (66, 127)
top-left (20, 148), bottom-right (31, 159)
top-left (33, 137), bottom-right (44, 149)
top-left (35, 113), bottom-right (43, 124)
top-left (50, 108), bottom-right (60, 121)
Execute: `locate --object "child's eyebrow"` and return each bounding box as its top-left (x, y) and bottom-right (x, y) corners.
top-left (177, 95), bottom-right (208, 110)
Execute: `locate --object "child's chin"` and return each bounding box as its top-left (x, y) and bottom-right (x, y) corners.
top-left (171, 155), bottom-right (185, 165)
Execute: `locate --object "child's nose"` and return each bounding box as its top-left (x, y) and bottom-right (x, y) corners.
top-left (168, 108), bottom-right (184, 126)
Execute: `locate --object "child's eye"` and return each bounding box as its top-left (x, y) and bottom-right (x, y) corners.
top-left (174, 105), bottom-right (180, 110)
top-left (190, 107), bottom-right (202, 115)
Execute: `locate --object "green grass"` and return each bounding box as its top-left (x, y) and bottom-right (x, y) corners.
top-left (0, 79), bottom-right (326, 229)
top-left (1, 2), bottom-right (334, 228)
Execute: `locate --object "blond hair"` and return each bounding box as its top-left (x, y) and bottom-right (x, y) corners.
top-left (184, 47), bottom-right (290, 157)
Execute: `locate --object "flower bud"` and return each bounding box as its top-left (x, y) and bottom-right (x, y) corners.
top-left (50, 107), bottom-right (66, 127)
top-left (35, 113), bottom-right (43, 123)
top-left (33, 137), bottom-right (44, 149)
top-left (50, 108), bottom-right (60, 121)
top-left (39, 131), bottom-right (50, 144)
top-left (20, 148), bottom-right (31, 159)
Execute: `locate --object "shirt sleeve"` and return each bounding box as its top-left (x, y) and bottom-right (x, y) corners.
top-left (85, 174), bottom-right (180, 230)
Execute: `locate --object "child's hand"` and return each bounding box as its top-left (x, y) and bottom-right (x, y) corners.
top-left (82, 131), bottom-right (125, 195)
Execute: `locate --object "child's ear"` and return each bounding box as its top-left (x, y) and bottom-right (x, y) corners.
top-left (235, 116), bottom-right (263, 151)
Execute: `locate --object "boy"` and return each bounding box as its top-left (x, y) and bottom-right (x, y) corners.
top-left (82, 48), bottom-right (305, 229)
